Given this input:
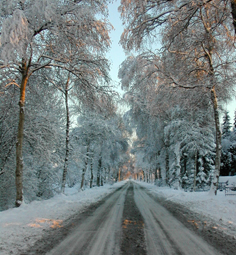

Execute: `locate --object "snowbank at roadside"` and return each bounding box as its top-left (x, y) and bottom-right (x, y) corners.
top-left (136, 181), bottom-right (236, 238)
top-left (0, 181), bottom-right (126, 255)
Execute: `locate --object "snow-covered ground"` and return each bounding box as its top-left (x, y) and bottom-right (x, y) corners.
top-left (0, 181), bottom-right (126, 255)
top-left (1, 178), bottom-right (236, 254)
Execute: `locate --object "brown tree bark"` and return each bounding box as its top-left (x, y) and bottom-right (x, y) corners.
top-left (200, 10), bottom-right (222, 195)
top-left (61, 75), bottom-right (70, 193)
top-left (15, 60), bottom-right (29, 207)
top-left (211, 86), bottom-right (222, 195)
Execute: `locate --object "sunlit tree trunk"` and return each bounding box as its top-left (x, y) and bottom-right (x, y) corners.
top-left (204, 55), bottom-right (221, 195)
top-left (201, 12), bottom-right (222, 195)
top-left (15, 60), bottom-right (29, 207)
top-left (210, 86), bottom-right (221, 195)
top-left (61, 75), bottom-right (70, 193)
top-left (207, 57), bottom-right (221, 196)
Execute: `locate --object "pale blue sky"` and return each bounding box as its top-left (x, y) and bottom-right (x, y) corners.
top-left (107, 1), bottom-right (126, 88)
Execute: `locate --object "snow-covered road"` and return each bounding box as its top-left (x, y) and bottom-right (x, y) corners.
top-left (47, 181), bottom-right (225, 254)
top-left (1, 180), bottom-right (235, 254)
top-left (47, 183), bottom-right (128, 255)
top-left (133, 182), bottom-right (221, 255)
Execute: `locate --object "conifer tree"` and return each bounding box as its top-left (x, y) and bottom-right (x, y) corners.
top-left (229, 110), bottom-right (236, 175)
top-left (222, 112), bottom-right (232, 139)
top-left (221, 112), bottom-right (232, 175)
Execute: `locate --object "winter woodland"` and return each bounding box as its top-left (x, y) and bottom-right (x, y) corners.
top-left (0, 0), bottom-right (236, 211)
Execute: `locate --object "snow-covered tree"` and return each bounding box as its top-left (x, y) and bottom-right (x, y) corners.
top-left (0, 0), bottom-right (111, 206)
top-left (119, 0), bottom-right (236, 50)
top-left (119, 50), bottom-right (218, 191)
top-left (71, 110), bottom-right (128, 190)
top-left (119, 0), bottom-right (236, 195)
top-left (222, 112), bottom-right (232, 139)
top-left (0, 72), bottom-right (65, 210)
top-left (221, 112), bottom-right (232, 175)
top-left (230, 110), bottom-right (236, 175)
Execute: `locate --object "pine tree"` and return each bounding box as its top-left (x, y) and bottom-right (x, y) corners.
top-left (229, 110), bottom-right (236, 175)
top-left (221, 111), bottom-right (232, 176)
top-left (222, 112), bottom-right (232, 139)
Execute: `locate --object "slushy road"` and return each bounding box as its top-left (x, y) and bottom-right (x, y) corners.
top-left (46, 181), bottom-right (221, 255)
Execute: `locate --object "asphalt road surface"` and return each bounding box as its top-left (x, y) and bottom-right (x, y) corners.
top-left (44, 181), bottom-right (223, 255)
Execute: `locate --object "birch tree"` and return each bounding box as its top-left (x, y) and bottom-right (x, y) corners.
top-left (0, 71), bottom-right (64, 210)
top-left (119, 0), bottom-right (235, 50)
top-left (162, 4), bottom-right (235, 194)
top-left (119, 0), bottom-right (236, 195)
top-left (0, 0), bottom-right (111, 206)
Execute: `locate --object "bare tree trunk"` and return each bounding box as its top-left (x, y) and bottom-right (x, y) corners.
top-left (211, 86), bottom-right (222, 195)
top-left (61, 75), bottom-right (70, 193)
top-left (81, 143), bottom-right (89, 190)
top-left (15, 61), bottom-right (29, 207)
top-left (206, 47), bottom-right (221, 195)
top-left (101, 168), bottom-right (104, 186)
top-left (81, 168), bottom-right (86, 190)
top-left (175, 142), bottom-right (181, 189)
top-left (108, 168), bottom-right (111, 184)
top-left (97, 170), bottom-right (100, 186)
top-left (193, 151), bottom-right (198, 192)
top-left (90, 159), bottom-right (93, 188)
top-left (97, 158), bottom-right (101, 186)
top-left (200, 7), bottom-right (222, 195)
top-left (165, 149), bottom-right (169, 185)
top-left (154, 169), bottom-right (157, 184)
